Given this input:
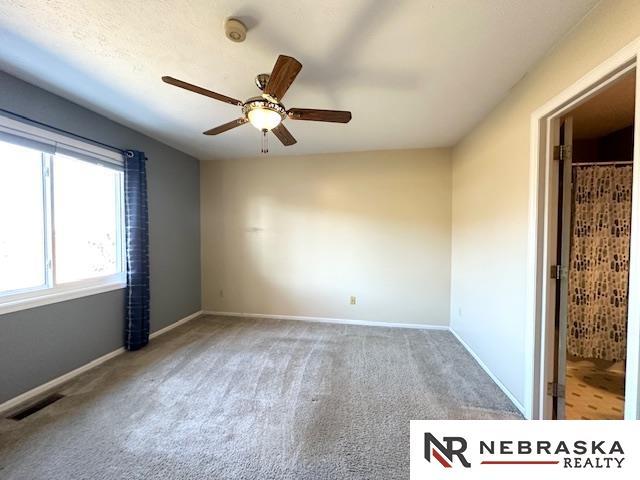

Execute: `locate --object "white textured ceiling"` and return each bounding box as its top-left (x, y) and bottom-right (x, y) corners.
top-left (0, 0), bottom-right (598, 160)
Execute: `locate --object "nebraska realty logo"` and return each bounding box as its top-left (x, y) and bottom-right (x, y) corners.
top-left (425, 434), bottom-right (471, 468)
top-left (410, 421), bottom-right (639, 479)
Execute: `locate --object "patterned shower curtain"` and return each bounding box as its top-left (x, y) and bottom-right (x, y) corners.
top-left (568, 165), bottom-right (632, 361)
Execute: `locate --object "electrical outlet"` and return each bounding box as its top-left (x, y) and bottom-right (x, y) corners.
top-left (219, 289), bottom-right (224, 298)
top-left (350, 296), bottom-right (356, 305)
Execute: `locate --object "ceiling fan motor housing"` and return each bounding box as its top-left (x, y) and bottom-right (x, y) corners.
top-left (255, 74), bottom-right (270, 91)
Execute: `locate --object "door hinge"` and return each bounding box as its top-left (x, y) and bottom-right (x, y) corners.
top-left (553, 145), bottom-right (572, 161)
top-left (550, 264), bottom-right (568, 280)
top-left (547, 382), bottom-right (565, 398)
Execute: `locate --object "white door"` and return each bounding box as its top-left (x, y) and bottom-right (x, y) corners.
top-left (555, 116), bottom-right (573, 419)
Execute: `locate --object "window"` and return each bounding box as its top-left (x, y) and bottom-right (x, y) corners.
top-left (0, 142), bottom-right (46, 294)
top-left (53, 154), bottom-right (123, 284)
top-left (0, 119), bottom-right (125, 314)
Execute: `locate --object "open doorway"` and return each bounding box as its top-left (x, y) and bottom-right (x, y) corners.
top-left (553, 70), bottom-right (635, 419)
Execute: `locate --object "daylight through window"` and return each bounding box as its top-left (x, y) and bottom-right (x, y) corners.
top-left (0, 137), bottom-right (125, 306)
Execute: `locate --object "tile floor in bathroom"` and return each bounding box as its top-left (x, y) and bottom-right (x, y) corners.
top-left (565, 357), bottom-right (625, 420)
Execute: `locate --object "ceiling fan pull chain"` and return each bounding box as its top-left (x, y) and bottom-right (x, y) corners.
top-left (261, 129), bottom-right (269, 154)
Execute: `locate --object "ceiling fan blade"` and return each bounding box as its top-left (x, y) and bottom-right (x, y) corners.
top-left (162, 76), bottom-right (243, 107)
top-left (203, 117), bottom-right (248, 135)
top-left (265, 55), bottom-right (302, 100)
top-left (272, 123), bottom-right (297, 146)
top-left (288, 108), bottom-right (352, 123)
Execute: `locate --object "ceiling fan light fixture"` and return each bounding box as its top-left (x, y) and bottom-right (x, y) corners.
top-left (247, 107), bottom-right (282, 131)
top-left (243, 98), bottom-right (286, 131)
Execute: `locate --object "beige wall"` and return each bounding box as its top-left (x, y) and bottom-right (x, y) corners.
top-left (201, 148), bottom-right (451, 325)
top-left (450, 0), bottom-right (640, 407)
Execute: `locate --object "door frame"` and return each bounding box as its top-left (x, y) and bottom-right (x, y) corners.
top-left (526, 38), bottom-right (640, 420)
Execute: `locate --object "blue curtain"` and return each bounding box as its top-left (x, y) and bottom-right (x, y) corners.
top-left (124, 150), bottom-right (150, 351)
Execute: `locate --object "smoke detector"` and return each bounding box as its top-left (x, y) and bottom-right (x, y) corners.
top-left (224, 18), bottom-right (247, 43)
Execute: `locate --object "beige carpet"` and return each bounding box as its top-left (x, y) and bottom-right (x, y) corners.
top-left (0, 315), bottom-right (521, 479)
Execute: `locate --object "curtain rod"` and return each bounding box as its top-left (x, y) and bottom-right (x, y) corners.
top-left (0, 107), bottom-right (126, 155)
top-left (573, 161), bottom-right (633, 166)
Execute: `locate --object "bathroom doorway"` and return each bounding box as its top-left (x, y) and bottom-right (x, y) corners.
top-left (553, 70), bottom-right (635, 420)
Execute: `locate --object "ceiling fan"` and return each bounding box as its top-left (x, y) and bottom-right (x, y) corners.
top-left (162, 55), bottom-right (352, 152)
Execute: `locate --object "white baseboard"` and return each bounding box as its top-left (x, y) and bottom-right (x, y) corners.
top-left (149, 310), bottom-right (203, 339)
top-left (203, 310), bottom-right (450, 330)
top-left (0, 346), bottom-right (125, 415)
top-left (449, 327), bottom-right (526, 416)
top-left (0, 310), bottom-right (203, 415)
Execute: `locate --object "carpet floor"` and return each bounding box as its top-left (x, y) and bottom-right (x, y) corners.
top-left (0, 315), bottom-right (521, 479)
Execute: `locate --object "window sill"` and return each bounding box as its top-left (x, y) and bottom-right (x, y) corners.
top-left (0, 280), bottom-right (126, 316)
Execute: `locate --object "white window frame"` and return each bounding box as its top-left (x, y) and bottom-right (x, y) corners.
top-left (0, 114), bottom-right (126, 315)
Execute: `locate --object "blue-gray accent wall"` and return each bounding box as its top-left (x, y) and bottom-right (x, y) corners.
top-left (0, 71), bottom-right (201, 404)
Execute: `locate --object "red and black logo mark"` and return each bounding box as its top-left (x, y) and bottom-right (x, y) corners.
top-left (424, 433), bottom-right (471, 468)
